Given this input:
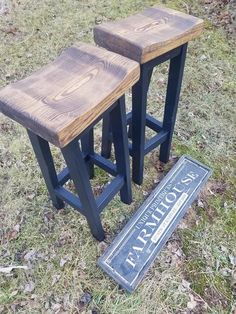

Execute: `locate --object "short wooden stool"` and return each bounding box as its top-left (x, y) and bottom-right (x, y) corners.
top-left (0, 43), bottom-right (140, 241)
top-left (94, 6), bottom-right (203, 185)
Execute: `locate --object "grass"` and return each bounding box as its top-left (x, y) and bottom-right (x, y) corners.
top-left (0, 0), bottom-right (235, 313)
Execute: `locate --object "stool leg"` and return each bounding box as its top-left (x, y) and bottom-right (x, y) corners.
top-left (27, 130), bottom-right (64, 209)
top-left (132, 66), bottom-right (153, 185)
top-left (110, 96), bottom-right (132, 204)
top-left (101, 113), bottom-right (112, 159)
top-left (159, 43), bottom-right (188, 163)
top-left (128, 68), bottom-right (153, 146)
top-left (81, 128), bottom-right (94, 179)
top-left (61, 140), bottom-right (105, 241)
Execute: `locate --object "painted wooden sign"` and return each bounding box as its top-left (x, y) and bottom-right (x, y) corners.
top-left (98, 156), bottom-right (212, 292)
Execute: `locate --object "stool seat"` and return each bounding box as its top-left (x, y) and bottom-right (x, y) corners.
top-left (0, 42), bottom-right (139, 147)
top-left (94, 6), bottom-right (204, 64)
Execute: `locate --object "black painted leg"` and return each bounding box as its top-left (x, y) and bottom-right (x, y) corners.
top-left (128, 68), bottom-right (153, 141)
top-left (159, 44), bottom-right (188, 163)
top-left (81, 128), bottom-right (94, 179)
top-left (61, 140), bottom-right (105, 241)
top-left (110, 97), bottom-right (132, 204)
top-left (27, 130), bottom-right (64, 209)
top-left (101, 113), bottom-right (112, 159)
top-left (132, 66), bottom-right (153, 185)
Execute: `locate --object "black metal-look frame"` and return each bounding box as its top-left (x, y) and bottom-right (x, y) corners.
top-left (101, 43), bottom-right (188, 185)
top-left (28, 96), bottom-right (132, 241)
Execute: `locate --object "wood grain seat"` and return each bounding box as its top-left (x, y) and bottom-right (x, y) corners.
top-left (0, 42), bottom-right (140, 147)
top-left (94, 6), bottom-right (204, 64)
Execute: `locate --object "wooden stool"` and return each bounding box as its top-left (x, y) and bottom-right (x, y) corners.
top-left (0, 43), bottom-right (140, 241)
top-left (94, 6), bottom-right (204, 185)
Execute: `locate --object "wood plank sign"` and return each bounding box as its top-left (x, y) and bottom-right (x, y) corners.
top-left (98, 156), bottom-right (212, 292)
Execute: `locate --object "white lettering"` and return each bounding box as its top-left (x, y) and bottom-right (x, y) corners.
top-left (126, 253), bottom-right (136, 268)
top-left (165, 192), bottom-right (177, 203)
top-left (173, 182), bottom-right (185, 193)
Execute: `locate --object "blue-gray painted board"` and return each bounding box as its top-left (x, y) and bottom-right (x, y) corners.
top-left (98, 155), bottom-right (212, 292)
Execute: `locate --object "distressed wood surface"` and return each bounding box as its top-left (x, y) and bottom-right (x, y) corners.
top-left (94, 6), bottom-right (204, 64)
top-left (0, 43), bottom-right (140, 148)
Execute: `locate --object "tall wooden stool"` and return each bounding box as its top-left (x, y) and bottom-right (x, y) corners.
top-left (0, 43), bottom-right (140, 241)
top-left (94, 6), bottom-right (204, 185)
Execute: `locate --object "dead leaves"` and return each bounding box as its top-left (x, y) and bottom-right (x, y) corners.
top-left (23, 280), bottom-right (35, 293)
top-left (4, 26), bottom-right (18, 35)
top-left (0, 24), bottom-right (22, 38)
top-left (42, 291), bottom-right (94, 313)
top-left (97, 241), bottom-right (108, 255)
top-left (1, 223), bottom-right (21, 244)
top-left (179, 279), bottom-right (211, 312)
top-left (229, 254), bottom-right (236, 267)
top-left (196, 180), bottom-right (230, 223)
top-left (23, 249), bottom-right (37, 262)
top-left (52, 274), bottom-right (61, 286)
top-left (59, 254), bottom-right (72, 268)
top-left (44, 211), bottom-right (55, 223)
top-left (56, 230), bottom-right (74, 247)
top-left (203, 0), bottom-right (236, 37)
top-left (1, 210), bottom-right (24, 245)
top-left (159, 238), bottom-right (186, 269)
top-left (229, 254), bottom-right (236, 291)
top-left (231, 270), bottom-right (236, 291)
top-left (187, 294), bottom-right (198, 310)
top-left (78, 292), bottom-right (92, 308)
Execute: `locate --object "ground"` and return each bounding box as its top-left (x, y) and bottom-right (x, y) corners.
top-left (0, 0), bottom-right (235, 313)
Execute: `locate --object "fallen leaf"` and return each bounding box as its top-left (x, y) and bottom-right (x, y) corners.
top-left (98, 241), bottom-right (108, 253)
top-left (0, 265), bottom-right (28, 274)
top-left (220, 245), bottom-right (228, 253)
top-left (52, 274), bottom-right (61, 286)
top-left (197, 199), bottom-right (204, 208)
top-left (44, 211), bottom-right (55, 223)
top-left (45, 301), bottom-right (50, 310)
top-left (175, 248), bottom-right (183, 258)
top-left (78, 292), bottom-right (92, 308)
top-left (182, 279), bottom-right (191, 290)
top-left (13, 224), bottom-right (20, 232)
top-left (10, 290), bottom-right (18, 297)
top-left (56, 233), bottom-right (73, 246)
top-left (60, 258), bottom-right (67, 267)
top-left (31, 294), bottom-right (37, 299)
top-left (177, 220), bottom-right (188, 229)
top-left (6, 229), bottom-right (18, 241)
top-left (187, 294), bottom-right (197, 310)
top-left (154, 161), bottom-right (164, 172)
top-left (229, 254), bottom-right (236, 267)
top-left (63, 293), bottom-right (70, 309)
top-left (231, 270), bottom-right (236, 291)
top-left (5, 27), bottom-right (18, 35)
top-left (24, 250), bottom-right (37, 262)
top-left (24, 281), bottom-right (35, 293)
top-left (60, 254), bottom-right (72, 267)
top-left (26, 192), bottom-right (36, 200)
top-left (220, 268), bottom-right (231, 277)
top-left (51, 303), bottom-right (61, 312)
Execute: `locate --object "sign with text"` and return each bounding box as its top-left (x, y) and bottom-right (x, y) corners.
top-left (98, 156), bottom-right (212, 292)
